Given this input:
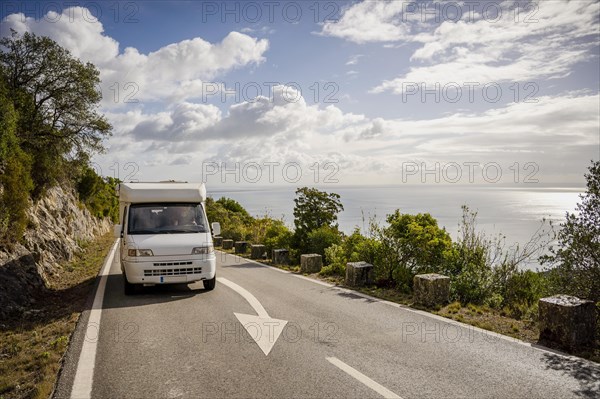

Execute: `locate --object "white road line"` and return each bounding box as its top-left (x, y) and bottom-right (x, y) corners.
top-left (326, 357), bottom-right (402, 399)
top-left (217, 277), bottom-right (269, 318)
top-left (218, 250), bottom-right (290, 273)
top-left (292, 273), bottom-right (335, 287)
top-left (70, 240), bottom-right (118, 399)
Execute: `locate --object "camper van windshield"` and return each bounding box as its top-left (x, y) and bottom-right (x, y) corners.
top-left (127, 203), bottom-right (208, 234)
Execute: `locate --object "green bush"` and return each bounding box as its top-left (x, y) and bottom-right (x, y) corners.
top-left (503, 270), bottom-right (547, 308)
top-left (0, 149), bottom-right (33, 244)
top-left (0, 85), bottom-right (33, 244)
top-left (263, 220), bottom-right (293, 256)
top-left (76, 167), bottom-right (119, 222)
top-left (205, 197), bottom-right (253, 241)
top-left (484, 293), bottom-right (504, 310)
top-left (343, 229), bottom-right (379, 264)
top-left (321, 244), bottom-right (347, 276)
top-left (305, 225), bottom-right (342, 263)
top-left (371, 210), bottom-right (453, 290)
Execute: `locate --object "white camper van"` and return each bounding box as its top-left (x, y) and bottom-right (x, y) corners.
top-left (114, 182), bottom-right (221, 295)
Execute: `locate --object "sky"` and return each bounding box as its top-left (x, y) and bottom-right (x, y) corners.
top-left (1, 0), bottom-right (599, 187)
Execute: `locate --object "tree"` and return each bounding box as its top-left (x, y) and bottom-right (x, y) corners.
top-left (216, 197), bottom-right (251, 219)
top-left (0, 31), bottom-right (111, 196)
top-left (293, 187), bottom-right (344, 255)
top-left (293, 187), bottom-right (343, 236)
top-left (543, 160), bottom-right (600, 302)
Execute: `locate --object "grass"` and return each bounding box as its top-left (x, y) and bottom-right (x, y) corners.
top-left (435, 302), bottom-right (539, 342)
top-left (0, 232), bottom-right (114, 399)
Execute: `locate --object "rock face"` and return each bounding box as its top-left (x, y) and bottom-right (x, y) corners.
top-left (413, 273), bottom-right (450, 307)
top-left (222, 239), bottom-right (234, 250)
top-left (538, 295), bottom-right (597, 350)
top-left (300, 254), bottom-right (323, 273)
top-left (0, 186), bottom-right (110, 319)
top-left (234, 241), bottom-right (248, 254)
top-left (272, 249), bottom-right (289, 265)
top-left (250, 244), bottom-right (266, 259)
top-left (213, 236), bottom-right (223, 247)
top-left (346, 262), bottom-right (374, 287)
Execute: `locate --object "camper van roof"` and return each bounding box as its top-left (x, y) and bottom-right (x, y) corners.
top-left (118, 182), bottom-right (206, 203)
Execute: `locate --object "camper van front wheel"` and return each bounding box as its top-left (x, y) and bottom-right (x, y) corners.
top-left (204, 276), bottom-right (216, 291)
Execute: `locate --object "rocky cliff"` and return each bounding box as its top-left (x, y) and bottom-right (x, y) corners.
top-left (0, 186), bottom-right (110, 320)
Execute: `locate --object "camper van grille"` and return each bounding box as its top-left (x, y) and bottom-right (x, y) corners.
top-left (144, 267), bottom-right (202, 276)
top-left (153, 261), bottom-right (193, 267)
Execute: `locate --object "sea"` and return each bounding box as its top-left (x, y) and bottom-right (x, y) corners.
top-left (207, 184), bottom-right (584, 270)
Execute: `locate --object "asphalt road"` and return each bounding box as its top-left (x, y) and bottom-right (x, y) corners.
top-left (54, 244), bottom-right (600, 399)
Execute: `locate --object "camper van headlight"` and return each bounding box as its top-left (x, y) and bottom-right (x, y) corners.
top-left (192, 246), bottom-right (213, 255)
top-left (128, 249), bottom-right (154, 257)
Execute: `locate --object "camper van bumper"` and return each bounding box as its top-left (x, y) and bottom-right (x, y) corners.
top-left (122, 255), bottom-right (216, 284)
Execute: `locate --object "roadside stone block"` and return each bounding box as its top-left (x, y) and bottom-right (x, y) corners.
top-left (539, 295), bottom-right (597, 349)
top-left (413, 273), bottom-right (450, 307)
top-left (301, 254), bottom-right (323, 273)
top-left (250, 244), bottom-right (266, 259)
top-left (222, 239), bottom-right (233, 250)
top-left (213, 236), bottom-right (223, 247)
top-left (272, 249), bottom-right (289, 265)
top-left (345, 261), bottom-right (374, 287)
top-left (234, 241), bottom-right (248, 254)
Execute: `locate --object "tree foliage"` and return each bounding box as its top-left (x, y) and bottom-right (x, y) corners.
top-left (543, 160), bottom-right (600, 302)
top-left (0, 30), bottom-right (111, 196)
top-left (76, 166), bottom-right (119, 222)
top-left (293, 187), bottom-right (344, 255)
top-left (0, 31), bottom-right (113, 244)
top-left (373, 211), bottom-right (453, 290)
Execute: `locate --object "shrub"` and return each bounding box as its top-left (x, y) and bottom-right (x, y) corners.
top-left (263, 220), bottom-right (293, 256)
top-left (446, 207), bottom-right (494, 304)
top-left (76, 167), bottom-right (119, 222)
top-left (321, 244), bottom-right (347, 276)
top-left (205, 197), bottom-right (253, 241)
top-left (485, 293), bottom-right (504, 310)
top-left (372, 211), bottom-right (453, 291)
top-left (503, 270), bottom-right (547, 308)
top-left (0, 149), bottom-right (33, 244)
top-left (306, 225), bottom-right (342, 263)
top-left (0, 90), bottom-right (33, 244)
top-left (344, 228), bottom-right (379, 264)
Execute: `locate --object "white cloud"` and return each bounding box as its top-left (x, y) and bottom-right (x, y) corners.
top-left (320, 1), bottom-right (599, 94)
top-left (98, 83), bottom-right (598, 183)
top-left (346, 54), bottom-right (364, 65)
top-left (373, 1), bottom-right (599, 94)
top-left (1, 7), bottom-right (269, 107)
top-left (319, 1), bottom-right (410, 43)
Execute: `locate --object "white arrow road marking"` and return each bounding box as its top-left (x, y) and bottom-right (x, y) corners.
top-left (218, 277), bottom-right (288, 356)
top-left (326, 357), bottom-right (402, 399)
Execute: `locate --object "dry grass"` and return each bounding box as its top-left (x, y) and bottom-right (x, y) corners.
top-left (435, 302), bottom-right (540, 342)
top-left (0, 233), bottom-right (114, 399)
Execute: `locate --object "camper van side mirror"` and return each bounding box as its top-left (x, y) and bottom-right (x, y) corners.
top-left (113, 224), bottom-right (123, 239)
top-left (211, 222), bottom-right (221, 236)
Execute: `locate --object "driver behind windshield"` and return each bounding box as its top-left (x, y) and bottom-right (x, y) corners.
top-left (165, 206), bottom-right (196, 226)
